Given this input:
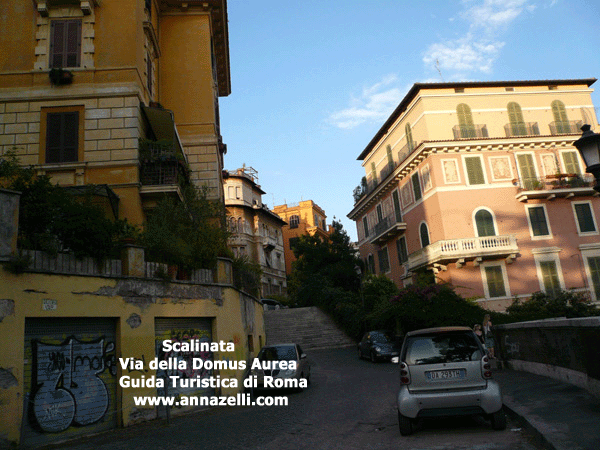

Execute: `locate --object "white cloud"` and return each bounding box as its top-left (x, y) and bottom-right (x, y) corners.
top-left (423, 35), bottom-right (505, 74)
top-left (327, 76), bottom-right (406, 129)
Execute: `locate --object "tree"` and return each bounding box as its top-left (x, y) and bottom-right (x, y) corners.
top-left (506, 290), bottom-right (600, 322)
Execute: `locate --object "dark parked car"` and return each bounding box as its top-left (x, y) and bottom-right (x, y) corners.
top-left (260, 299), bottom-right (287, 310)
top-left (249, 343), bottom-right (311, 391)
top-left (358, 330), bottom-right (400, 362)
top-left (397, 326), bottom-right (505, 435)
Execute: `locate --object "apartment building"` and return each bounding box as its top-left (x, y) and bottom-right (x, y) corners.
top-left (273, 200), bottom-right (329, 275)
top-left (0, 0), bottom-right (230, 226)
top-left (224, 167), bottom-right (287, 296)
top-left (348, 79), bottom-right (600, 311)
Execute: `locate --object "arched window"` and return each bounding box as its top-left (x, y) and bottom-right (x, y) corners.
top-left (238, 217), bottom-right (243, 233)
top-left (289, 215), bottom-right (299, 229)
top-left (474, 209), bottom-right (496, 237)
top-left (507, 102), bottom-right (526, 136)
top-left (405, 123), bottom-right (414, 151)
top-left (419, 222), bottom-right (430, 248)
top-left (229, 217), bottom-right (237, 233)
top-left (551, 100), bottom-right (570, 134)
top-left (457, 103), bottom-right (476, 138)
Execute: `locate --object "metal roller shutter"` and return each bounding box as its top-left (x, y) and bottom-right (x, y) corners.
top-left (23, 318), bottom-right (117, 447)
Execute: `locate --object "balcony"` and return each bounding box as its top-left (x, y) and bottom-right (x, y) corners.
top-left (514, 174), bottom-right (596, 202)
top-left (504, 122), bottom-right (540, 137)
top-left (452, 124), bottom-right (489, 140)
top-left (369, 212), bottom-right (406, 245)
top-left (408, 235), bottom-right (519, 271)
top-left (549, 120), bottom-right (583, 135)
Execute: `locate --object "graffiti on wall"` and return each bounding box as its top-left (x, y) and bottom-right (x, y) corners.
top-left (155, 328), bottom-right (212, 398)
top-left (29, 337), bottom-right (116, 433)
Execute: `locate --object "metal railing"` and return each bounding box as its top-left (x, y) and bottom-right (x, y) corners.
top-left (452, 124), bottom-right (489, 139)
top-left (549, 120), bottom-right (583, 135)
top-left (514, 174), bottom-right (594, 192)
top-left (504, 122), bottom-right (540, 137)
top-left (19, 249), bottom-right (122, 277)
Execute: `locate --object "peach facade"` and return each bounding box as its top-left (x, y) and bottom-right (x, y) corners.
top-left (348, 79), bottom-right (600, 311)
top-left (224, 167), bottom-right (287, 296)
top-left (273, 200), bottom-right (329, 275)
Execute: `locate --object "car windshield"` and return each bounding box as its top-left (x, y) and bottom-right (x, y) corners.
top-left (259, 345), bottom-right (297, 362)
top-left (404, 332), bottom-right (483, 365)
top-left (371, 332), bottom-right (393, 344)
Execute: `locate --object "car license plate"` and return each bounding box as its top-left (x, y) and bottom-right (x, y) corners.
top-left (426, 369), bottom-right (465, 380)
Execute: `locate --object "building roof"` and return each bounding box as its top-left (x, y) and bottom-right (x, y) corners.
top-left (357, 78), bottom-right (597, 161)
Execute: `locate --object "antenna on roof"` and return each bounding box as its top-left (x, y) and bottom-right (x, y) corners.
top-left (435, 59), bottom-right (444, 82)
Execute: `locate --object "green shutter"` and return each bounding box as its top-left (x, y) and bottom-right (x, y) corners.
top-left (508, 102), bottom-right (526, 135)
top-left (528, 207), bottom-right (549, 236)
top-left (396, 237), bottom-right (408, 264)
top-left (363, 217), bottom-right (369, 237)
top-left (378, 248), bottom-right (390, 273)
top-left (475, 210), bottom-right (496, 237)
top-left (392, 191), bottom-right (402, 222)
top-left (405, 123), bottom-right (414, 151)
top-left (552, 100), bottom-right (569, 133)
top-left (587, 257), bottom-right (600, 300)
top-left (465, 156), bottom-right (485, 185)
top-left (540, 261), bottom-right (561, 297)
top-left (574, 203), bottom-right (596, 233)
top-left (562, 151), bottom-right (581, 175)
top-left (412, 173), bottom-right (422, 201)
top-left (485, 266), bottom-right (506, 298)
top-left (457, 103), bottom-right (476, 138)
top-left (517, 154), bottom-right (537, 189)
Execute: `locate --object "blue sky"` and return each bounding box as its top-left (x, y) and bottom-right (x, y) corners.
top-left (220, 0), bottom-right (600, 241)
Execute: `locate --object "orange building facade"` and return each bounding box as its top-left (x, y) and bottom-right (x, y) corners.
top-left (348, 79), bottom-right (600, 311)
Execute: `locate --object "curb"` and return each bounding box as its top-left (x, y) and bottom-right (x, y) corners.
top-left (502, 397), bottom-right (557, 450)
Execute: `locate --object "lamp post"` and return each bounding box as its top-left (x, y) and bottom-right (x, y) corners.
top-left (574, 124), bottom-right (600, 192)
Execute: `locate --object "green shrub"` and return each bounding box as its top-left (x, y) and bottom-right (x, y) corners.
top-left (506, 290), bottom-right (599, 322)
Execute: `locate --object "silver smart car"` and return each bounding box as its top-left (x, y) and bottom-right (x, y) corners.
top-left (397, 326), bottom-right (505, 435)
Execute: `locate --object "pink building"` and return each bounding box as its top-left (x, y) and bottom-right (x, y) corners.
top-left (348, 79), bottom-right (600, 311)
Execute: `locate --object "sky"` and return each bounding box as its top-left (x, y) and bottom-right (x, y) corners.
top-left (219, 0), bottom-right (600, 241)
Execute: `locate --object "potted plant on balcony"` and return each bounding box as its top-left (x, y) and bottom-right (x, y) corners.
top-left (49, 68), bottom-right (74, 85)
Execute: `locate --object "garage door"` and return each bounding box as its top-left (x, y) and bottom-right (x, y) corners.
top-left (23, 318), bottom-right (117, 447)
top-left (154, 317), bottom-right (214, 406)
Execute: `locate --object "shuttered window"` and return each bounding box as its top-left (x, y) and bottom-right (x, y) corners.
top-left (363, 217), bottom-right (369, 238)
top-left (464, 156), bottom-right (485, 185)
top-left (561, 151), bottom-right (582, 175)
top-left (419, 223), bottom-right (430, 248)
top-left (587, 257), bottom-right (600, 300)
top-left (485, 266), bottom-right (506, 298)
top-left (377, 247), bottom-right (390, 273)
top-left (551, 100), bottom-right (570, 134)
top-left (507, 102), bottom-right (526, 135)
top-left (405, 123), bottom-right (414, 151)
top-left (517, 154), bottom-right (538, 190)
top-left (475, 209), bottom-right (496, 237)
top-left (574, 203), bottom-right (596, 233)
top-left (50, 20), bottom-right (82, 68)
top-left (46, 111), bottom-right (79, 163)
top-left (392, 190), bottom-right (402, 222)
top-left (412, 173), bottom-right (422, 201)
top-left (528, 206), bottom-right (550, 237)
top-left (457, 103), bottom-right (476, 138)
top-left (539, 260), bottom-right (561, 298)
top-left (396, 237), bottom-right (408, 264)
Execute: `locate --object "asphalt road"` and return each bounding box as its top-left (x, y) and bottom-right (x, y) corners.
top-left (46, 347), bottom-right (546, 450)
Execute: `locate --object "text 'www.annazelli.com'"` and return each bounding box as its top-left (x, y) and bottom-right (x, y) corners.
top-left (133, 393), bottom-right (288, 407)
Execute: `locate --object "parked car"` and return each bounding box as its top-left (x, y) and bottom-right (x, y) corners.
top-left (250, 343), bottom-right (311, 391)
top-left (397, 326), bottom-right (505, 435)
top-left (260, 299), bottom-right (287, 310)
top-left (358, 330), bottom-right (400, 362)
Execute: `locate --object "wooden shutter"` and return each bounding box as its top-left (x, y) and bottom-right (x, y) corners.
top-left (562, 151), bottom-right (581, 175)
top-left (412, 173), bottom-right (422, 201)
top-left (517, 154), bottom-right (537, 189)
top-left (457, 103), bottom-right (476, 138)
top-left (46, 111), bottom-right (79, 163)
top-left (540, 261), bottom-right (561, 297)
top-left (420, 223), bottom-right (429, 247)
top-left (485, 266), bottom-right (506, 297)
top-left (465, 156), bottom-right (485, 185)
top-left (587, 257), bottom-right (600, 300)
top-left (528, 207), bottom-right (549, 236)
top-left (574, 203), bottom-right (596, 233)
top-left (396, 237), bottom-right (408, 264)
top-left (475, 210), bottom-right (496, 237)
top-left (50, 20), bottom-right (81, 68)
top-left (363, 217), bottom-right (369, 237)
top-left (392, 190), bottom-right (402, 222)
top-left (405, 123), bottom-right (414, 151)
top-left (508, 102), bottom-right (526, 135)
top-left (552, 100), bottom-right (569, 133)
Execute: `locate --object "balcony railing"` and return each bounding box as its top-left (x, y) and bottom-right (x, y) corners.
top-left (369, 212), bottom-right (406, 245)
top-left (514, 174), bottom-right (595, 199)
top-left (452, 124), bottom-right (489, 139)
top-left (139, 141), bottom-right (189, 188)
top-left (549, 120), bottom-right (584, 135)
top-left (408, 235), bottom-right (519, 270)
top-left (504, 122), bottom-right (540, 137)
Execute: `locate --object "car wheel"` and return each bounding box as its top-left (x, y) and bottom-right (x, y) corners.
top-left (370, 351), bottom-right (377, 363)
top-left (398, 411), bottom-right (414, 436)
top-left (490, 409), bottom-right (507, 430)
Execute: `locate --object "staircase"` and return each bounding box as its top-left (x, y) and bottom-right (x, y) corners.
top-left (263, 306), bottom-right (355, 350)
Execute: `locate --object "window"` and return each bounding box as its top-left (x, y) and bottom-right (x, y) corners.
top-left (41, 106), bottom-right (84, 164)
top-left (367, 254), bottom-right (375, 274)
top-left (412, 173), bottom-right (422, 201)
top-left (507, 102), bottom-right (526, 136)
top-left (474, 209), bottom-right (496, 237)
top-left (50, 20), bottom-right (82, 68)
top-left (573, 202), bottom-right (597, 234)
top-left (376, 204), bottom-right (383, 223)
top-left (464, 156), bottom-right (485, 185)
top-left (147, 52), bottom-right (153, 97)
top-left (363, 216), bottom-right (369, 238)
top-left (377, 247), bottom-right (390, 273)
top-left (392, 190), bottom-right (402, 222)
top-left (517, 153), bottom-right (538, 190)
top-left (370, 162), bottom-right (378, 185)
top-left (396, 237), bottom-right (408, 264)
top-left (483, 265), bottom-right (507, 298)
top-left (539, 260), bottom-right (561, 298)
top-left (405, 123), bottom-right (414, 151)
top-left (551, 100), bottom-right (570, 134)
top-left (587, 256), bottom-right (600, 301)
top-left (561, 151), bottom-right (582, 175)
top-left (527, 206), bottom-right (550, 237)
top-left (456, 103), bottom-right (476, 138)
top-left (289, 215), bottom-right (299, 229)
top-left (419, 223), bottom-right (430, 248)
top-left (386, 145), bottom-right (394, 168)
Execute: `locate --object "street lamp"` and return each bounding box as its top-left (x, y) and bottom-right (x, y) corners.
top-left (574, 124), bottom-right (600, 192)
